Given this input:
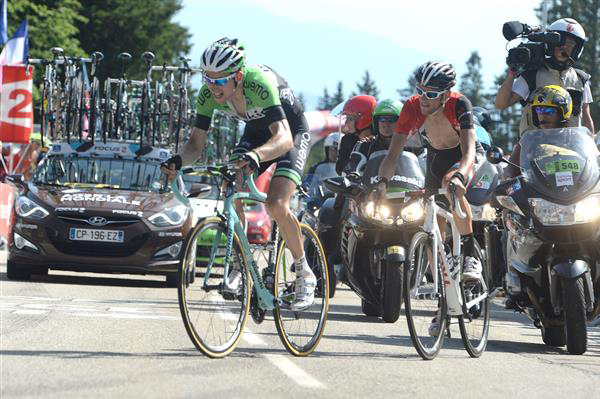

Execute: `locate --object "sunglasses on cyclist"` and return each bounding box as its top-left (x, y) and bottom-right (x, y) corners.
top-left (534, 106), bottom-right (559, 115)
top-left (416, 86), bottom-right (445, 99)
top-left (202, 72), bottom-right (236, 86)
top-left (377, 115), bottom-right (398, 123)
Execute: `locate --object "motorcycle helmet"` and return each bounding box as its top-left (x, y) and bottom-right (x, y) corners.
top-left (342, 95), bottom-right (377, 131)
top-left (323, 132), bottom-right (343, 158)
top-left (372, 99), bottom-right (403, 135)
top-left (472, 106), bottom-right (493, 132)
top-left (530, 85), bottom-right (573, 126)
top-left (200, 37), bottom-right (246, 74)
top-left (547, 18), bottom-right (586, 61)
top-left (415, 61), bottom-right (456, 91)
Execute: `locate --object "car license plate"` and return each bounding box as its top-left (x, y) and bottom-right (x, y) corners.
top-left (69, 228), bottom-right (124, 243)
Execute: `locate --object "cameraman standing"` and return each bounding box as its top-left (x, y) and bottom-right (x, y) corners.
top-left (495, 18), bottom-right (594, 134)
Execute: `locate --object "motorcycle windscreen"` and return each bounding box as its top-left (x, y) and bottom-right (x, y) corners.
top-left (361, 151), bottom-right (425, 192)
top-left (519, 127), bottom-right (600, 202)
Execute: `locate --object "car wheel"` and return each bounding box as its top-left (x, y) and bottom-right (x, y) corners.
top-left (6, 260), bottom-right (32, 281)
top-left (165, 273), bottom-right (178, 288)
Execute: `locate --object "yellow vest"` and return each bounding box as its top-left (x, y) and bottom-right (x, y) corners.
top-left (519, 65), bottom-right (587, 134)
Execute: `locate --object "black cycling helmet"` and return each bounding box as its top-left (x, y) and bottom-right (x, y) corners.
top-left (415, 61), bottom-right (456, 91)
top-left (472, 106), bottom-right (493, 131)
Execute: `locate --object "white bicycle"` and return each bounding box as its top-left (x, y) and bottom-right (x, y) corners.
top-left (388, 184), bottom-right (490, 360)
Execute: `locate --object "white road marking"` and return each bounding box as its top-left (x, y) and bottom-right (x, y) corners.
top-left (264, 354), bottom-right (324, 389)
top-left (13, 310), bottom-right (47, 315)
top-left (242, 328), bottom-right (267, 346)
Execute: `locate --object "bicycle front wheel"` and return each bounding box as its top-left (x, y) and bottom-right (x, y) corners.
top-left (458, 240), bottom-right (490, 358)
top-left (404, 231), bottom-right (447, 360)
top-left (178, 217), bottom-right (251, 358)
top-left (273, 223), bottom-right (329, 356)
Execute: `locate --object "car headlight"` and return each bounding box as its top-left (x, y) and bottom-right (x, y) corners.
top-left (15, 196), bottom-right (49, 219)
top-left (362, 201), bottom-right (394, 225)
top-left (530, 195), bottom-right (600, 225)
top-left (148, 205), bottom-right (189, 227)
top-left (249, 219), bottom-right (265, 227)
top-left (496, 195), bottom-right (524, 216)
top-left (401, 201), bottom-right (424, 223)
top-left (470, 203), bottom-right (497, 222)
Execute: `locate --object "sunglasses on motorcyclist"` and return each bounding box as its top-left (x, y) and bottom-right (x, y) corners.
top-left (377, 115), bottom-right (398, 123)
top-left (534, 106), bottom-right (558, 115)
top-left (202, 72), bottom-right (236, 86)
top-left (416, 86), bottom-right (446, 99)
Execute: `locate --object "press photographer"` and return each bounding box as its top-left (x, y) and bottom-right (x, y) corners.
top-left (495, 18), bottom-right (594, 134)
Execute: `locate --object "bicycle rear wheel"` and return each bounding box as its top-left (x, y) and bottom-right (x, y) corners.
top-left (178, 217), bottom-right (251, 358)
top-left (458, 241), bottom-right (490, 358)
top-left (273, 223), bottom-right (329, 356)
top-left (404, 231), bottom-right (447, 360)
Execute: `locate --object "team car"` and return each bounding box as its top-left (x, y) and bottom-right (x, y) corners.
top-left (5, 141), bottom-right (212, 286)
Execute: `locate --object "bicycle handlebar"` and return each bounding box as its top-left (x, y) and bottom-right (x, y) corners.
top-left (386, 186), bottom-right (468, 219)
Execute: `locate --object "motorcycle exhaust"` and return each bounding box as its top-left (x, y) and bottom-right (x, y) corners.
top-left (526, 287), bottom-right (562, 327)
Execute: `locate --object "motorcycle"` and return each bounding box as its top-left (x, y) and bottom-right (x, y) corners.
top-left (323, 151), bottom-right (425, 322)
top-left (487, 127), bottom-right (600, 354)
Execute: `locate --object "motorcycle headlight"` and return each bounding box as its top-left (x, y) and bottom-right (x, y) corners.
top-left (470, 203), bottom-right (497, 222)
top-left (362, 201), bottom-right (394, 225)
top-left (148, 204), bottom-right (189, 227)
top-left (530, 195), bottom-right (600, 225)
top-left (401, 200), bottom-right (424, 223)
top-left (496, 195), bottom-right (524, 216)
top-left (15, 196), bottom-right (49, 219)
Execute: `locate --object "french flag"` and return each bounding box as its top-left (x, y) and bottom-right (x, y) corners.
top-left (0, 19), bottom-right (29, 65)
top-left (1, 0), bottom-right (7, 45)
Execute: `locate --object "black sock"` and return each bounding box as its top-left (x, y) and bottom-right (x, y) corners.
top-left (461, 234), bottom-right (475, 258)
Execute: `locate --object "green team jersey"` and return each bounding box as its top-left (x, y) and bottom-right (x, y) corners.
top-left (194, 64), bottom-right (303, 135)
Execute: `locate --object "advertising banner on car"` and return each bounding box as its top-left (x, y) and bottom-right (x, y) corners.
top-left (0, 65), bottom-right (33, 144)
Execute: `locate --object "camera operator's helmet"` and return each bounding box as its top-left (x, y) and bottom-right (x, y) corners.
top-left (415, 61), bottom-right (456, 91)
top-left (372, 99), bottom-right (403, 135)
top-left (200, 37), bottom-right (246, 74)
top-left (342, 95), bottom-right (377, 131)
top-left (531, 85), bottom-right (573, 125)
top-left (472, 106), bottom-right (493, 132)
top-left (548, 18), bottom-right (586, 61)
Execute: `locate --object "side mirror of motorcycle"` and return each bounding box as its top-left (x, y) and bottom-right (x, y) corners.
top-left (187, 183), bottom-right (213, 199)
top-left (486, 146), bottom-right (504, 165)
top-left (323, 176), bottom-right (346, 194)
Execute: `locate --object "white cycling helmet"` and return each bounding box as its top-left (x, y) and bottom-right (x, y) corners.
top-left (200, 37), bottom-right (246, 74)
top-left (324, 132), bottom-right (343, 149)
top-left (415, 61), bottom-right (456, 90)
top-left (547, 18), bottom-right (586, 61)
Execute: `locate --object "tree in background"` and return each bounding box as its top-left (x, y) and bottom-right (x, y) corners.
top-left (352, 70), bottom-right (379, 97)
top-left (460, 51), bottom-right (485, 107)
top-left (76, 0), bottom-right (192, 82)
top-left (396, 66), bottom-right (420, 101)
top-left (539, 0), bottom-right (600, 129)
top-left (317, 81), bottom-right (345, 110)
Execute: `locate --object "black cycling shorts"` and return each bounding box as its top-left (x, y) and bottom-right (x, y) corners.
top-left (231, 105), bottom-right (310, 186)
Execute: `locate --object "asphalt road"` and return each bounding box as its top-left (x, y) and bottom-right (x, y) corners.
top-left (1, 251), bottom-right (599, 399)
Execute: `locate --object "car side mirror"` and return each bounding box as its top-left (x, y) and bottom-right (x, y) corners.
top-left (188, 183), bottom-right (213, 199)
top-left (486, 146), bottom-right (504, 165)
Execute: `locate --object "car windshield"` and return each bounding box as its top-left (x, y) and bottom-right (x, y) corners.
top-left (242, 200), bottom-right (262, 212)
top-left (34, 155), bottom-right (165, 192)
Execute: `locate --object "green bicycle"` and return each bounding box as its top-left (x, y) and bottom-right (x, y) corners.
top-left (173, 164), bottom-right (329, 358)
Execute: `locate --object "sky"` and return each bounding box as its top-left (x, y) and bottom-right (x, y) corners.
top-left (175, 0), bottom-right (541, 110)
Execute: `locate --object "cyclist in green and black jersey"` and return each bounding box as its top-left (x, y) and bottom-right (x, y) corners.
top-left (162, 38), bottom-right (316, 310)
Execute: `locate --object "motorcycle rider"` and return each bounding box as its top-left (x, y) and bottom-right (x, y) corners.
top-left (161, 37), bottom-right (316, 310)
top-left (504, 85), bottom-right (573, 179)
top-left (343, 99), bottom-right (403, 175)
top-left (495, 18), bottom-right (594, 134)
top-left (303, 132), bottom-right (343, 208)
top-left (336, 95), bottom-right (377, 175)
